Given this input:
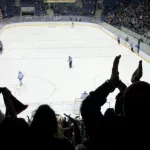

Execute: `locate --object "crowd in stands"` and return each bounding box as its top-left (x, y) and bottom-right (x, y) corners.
top-left (0, 0), bottom-right (97, 18)
top-left (34, 0), bottom-right (48, 16)
top-left (1, 0), bottom-right (20, 18)
top-left (0, 0), bottom-right (48, 18)
top-left (104, 0), bottom-right (150, 35)
top-left (1, 54), bottom-right (149, 150)
top-left (51, 0), bottom-right (97, 16)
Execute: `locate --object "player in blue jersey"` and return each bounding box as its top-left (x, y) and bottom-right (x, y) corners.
top-left (68, 56), bottom-right (73, 68)
top-left (117, 36), bottom-right (120, 45)
top-left (137, 44), bottom-right (140, 53)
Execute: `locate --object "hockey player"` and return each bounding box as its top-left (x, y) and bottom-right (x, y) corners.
top-left (117, 36), bottom-right (120, 45)
top-left (125, 36), bottom-right (129, 45)
top-left (0, 41), bottom-right (3, 53)
top-left (18, 71), bottom-right (24, 86)
top-left (130, 43), bottom-right (134, 52)
top-left (125, 36), bottom-right (129, 43)
top-left (81, 91), bottom-right (88, 99)
top-left (137, 44), bottom-right (140, 53)
top-left (72, 22), bottom-right (74, 28)
top-left (68, 56), bottom-right (73, 68)
top-left (70, 17), bottom-right (72, 21)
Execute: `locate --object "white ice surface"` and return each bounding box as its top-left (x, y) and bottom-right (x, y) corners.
top-left (0, 24), bottom-right (150, 119)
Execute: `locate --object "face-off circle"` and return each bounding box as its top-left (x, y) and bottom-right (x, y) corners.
top-left (0, 76), bottom-right (55, 106)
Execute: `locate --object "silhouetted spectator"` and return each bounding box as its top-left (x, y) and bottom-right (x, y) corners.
top-left (29, 105), bottom-right (74, 150)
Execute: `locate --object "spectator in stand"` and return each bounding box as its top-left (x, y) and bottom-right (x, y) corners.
top-left (0, 109), bottom-right (5, 124)
top-left (29, 104), bottom-right (74, 150)
top-left (0, 88), bottom-right (87, 150)
top-left (1, 46), bottom-right (150, 150)
top-left (104, 0), bottom-right (150, 35)
top-left (80, 55), bottom-right (149, 149)
top-left (62, 117), bottom-right (69, 128)
top-left (0, 88), bottom-right (28, 150)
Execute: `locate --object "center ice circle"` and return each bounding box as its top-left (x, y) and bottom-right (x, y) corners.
top-left (0, 76), bottom-right (55, 105)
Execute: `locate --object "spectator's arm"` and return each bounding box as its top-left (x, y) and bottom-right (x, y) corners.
top-left (81, 55), bottom-right (121, 143)
top-left (0, 109), bottom-right (5, 124)
top-left (72, 121), bottom-right (81, 146)
top-left (131, 60), bottom-right (142, 83)
top-left (2, 88), bottom-right (17, 118)
top-left (80, 81), bottom-right (116, 139)
top-left (115, 80), bottom-right (127, 115)
top-left (64, 114), bottom-right (81, 146)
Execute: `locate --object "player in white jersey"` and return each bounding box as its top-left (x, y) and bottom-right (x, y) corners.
top-left (81, 91), bottom-right (88, 99)
top-left (18, 71), bottom-right (24, 85)
top-left (72, 22), bottom-right (74, 28)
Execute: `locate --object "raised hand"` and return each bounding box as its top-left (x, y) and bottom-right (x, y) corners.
top-left (2, 87), bottom-right (11, 101)
top-left (0, 88), bottom-right (4, 94)
top-left (110, 55), bottom-right (121, 86)
top-left (117, 80), bottom-right (127, 93)
top-left (2, 88), bottom-right (17, 117)
top-left (131, 60), bottom-right (143, 83)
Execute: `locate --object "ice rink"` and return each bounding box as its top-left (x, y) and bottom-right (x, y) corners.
top-left (0, 23), bottom-right (150, 118)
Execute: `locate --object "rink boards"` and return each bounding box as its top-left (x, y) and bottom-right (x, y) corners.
top-left (1, 21), bottom-right (150, 63)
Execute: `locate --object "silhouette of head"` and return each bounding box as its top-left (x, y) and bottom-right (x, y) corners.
top-left (30, 104), bottom-right (58, 137)
top-left (123, 81), bottom-right (150, 118)
top-left (104, 108), bottom-right (116, 118)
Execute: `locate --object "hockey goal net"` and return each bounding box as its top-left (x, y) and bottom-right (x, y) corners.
top-left (73, 98), bottom-right (111, 116)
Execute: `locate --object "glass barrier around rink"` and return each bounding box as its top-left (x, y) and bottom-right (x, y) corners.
top-left (1, 15), bottom-right (100, 24)
top-left (1, 15), bottom-right (149, 56)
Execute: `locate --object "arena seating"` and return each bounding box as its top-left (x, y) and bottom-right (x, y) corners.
top-left (51, 0), bottom-right (97, 16)
top-left (104, 0), bottom-right (150, 35)
top-left (0, 0), bottom-right (97, 18)
top-left (0, 0), bottom-right (20, 18)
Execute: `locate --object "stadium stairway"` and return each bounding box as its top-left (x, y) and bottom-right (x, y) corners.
top-left (47, 8), bottom-right (54, 17)
top-left (15, 0), bottom-right (20, 7)
top-left (0, 9), bottom-right (3, 19)
top-left (76, 0), bottom-right (83, 7)
top-left (95, 9), bottom-right (101, 19)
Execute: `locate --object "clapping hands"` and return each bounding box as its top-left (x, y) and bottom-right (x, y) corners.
top-left (109, 55), bottom-right (121, 87)
top-left (131, 60), bottom-right (143, 83)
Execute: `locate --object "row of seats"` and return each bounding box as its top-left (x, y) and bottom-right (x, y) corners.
top-left (0, 0), bottom-right (20, 18)
top-left (0, 0), bottom-right (98, 18)
top-left (51, 0), bottom-right (97, 16)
